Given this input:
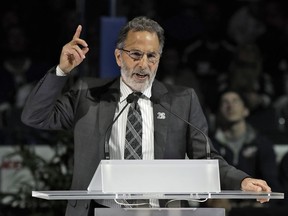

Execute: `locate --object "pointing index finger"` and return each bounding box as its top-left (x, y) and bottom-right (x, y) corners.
top-left (73, 25), bottom-right (82, 40)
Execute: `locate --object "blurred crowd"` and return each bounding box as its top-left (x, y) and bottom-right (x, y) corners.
top-left (0, 0), bottom-right (288, 212)
top-left (155, 0), bottom-right (288, 141)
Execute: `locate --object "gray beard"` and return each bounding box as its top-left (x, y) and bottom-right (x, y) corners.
top-left (120, 64), bottom-right (157, 92)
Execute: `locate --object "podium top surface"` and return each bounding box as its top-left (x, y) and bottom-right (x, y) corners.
top-left (32, 190), bottom-right (284, 200)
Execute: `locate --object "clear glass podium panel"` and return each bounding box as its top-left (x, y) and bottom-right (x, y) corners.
top-left (94, 208), bottom-right (225, 216)
top-left (32, 159), bottom-right (284, 201)
top-left (88, 160), bottom-right (221, 193)
top-left (32, 190), bottom-right (284, 200)
top-left (31, 159), bottom-right (284, 216)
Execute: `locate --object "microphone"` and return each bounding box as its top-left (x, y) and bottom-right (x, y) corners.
top-left (150, 96), bottom-right (211, 159)
top-left (104, 92), bottom-right (142, 159)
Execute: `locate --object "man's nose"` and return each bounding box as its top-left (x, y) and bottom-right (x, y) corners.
top-left (138, 54), bottom-right (149, 68)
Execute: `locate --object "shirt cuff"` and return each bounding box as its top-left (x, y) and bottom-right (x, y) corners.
top-left (56, 65), bottom-right (67, 76)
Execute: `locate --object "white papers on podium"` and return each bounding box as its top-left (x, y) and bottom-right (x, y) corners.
top-left (88, 159), bottom-right (221, 194)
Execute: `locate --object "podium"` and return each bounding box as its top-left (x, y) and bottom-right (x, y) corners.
top-left (32, 160), bottom-right (284, 216)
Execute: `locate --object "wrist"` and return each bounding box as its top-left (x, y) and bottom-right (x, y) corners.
top-left (56, 65), bottom-right (69, 76)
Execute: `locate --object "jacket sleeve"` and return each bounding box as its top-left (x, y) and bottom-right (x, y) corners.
top-left (186, 89), bottom-right (249, 190)
top-left (21, 67), bottom-right (80, 130)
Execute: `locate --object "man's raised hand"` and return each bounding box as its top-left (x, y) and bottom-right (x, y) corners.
top-left (59, 25), bottom-right (89, 74)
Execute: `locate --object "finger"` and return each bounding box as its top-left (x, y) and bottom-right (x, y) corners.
top-left (242, 183), bottom-right (261, 192)
top-left (253, 181), bottom-right (271, 192)
top-left (249, 184), bottom-right (263, 192)
top-left (63, 47), bottom-right (82, 61)
top-left (82, 47), bottom-right (89, 56)
top-left (251, 183), bottom-right (267, 192)
top-left (257, 198), bottom-right (269, 203)
top-left (73, 25), bottom-right (82, 40)
top-left (72, 44), bottom-right (87, 59)
top-left (73, 38), bottom-right (88, 48)
top-left (242, 178), bottom-right (270, 192)
top-left (257, 184), bottom-right (271, 192)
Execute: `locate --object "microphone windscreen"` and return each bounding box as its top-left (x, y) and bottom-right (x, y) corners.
top-left (126, 92), bottom-right (142, 103)
top-left (126, 93), bottom-right (135, 103)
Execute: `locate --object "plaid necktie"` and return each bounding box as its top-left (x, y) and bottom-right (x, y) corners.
top-left (124, 98), bottom-right (142, 159)
top-left (123, 94), bottom-right (151, 207)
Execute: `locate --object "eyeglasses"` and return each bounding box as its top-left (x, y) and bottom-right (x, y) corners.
top-left (118, 48), bottom-right (160, 64)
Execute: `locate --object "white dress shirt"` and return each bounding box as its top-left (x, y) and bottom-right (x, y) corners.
top-left (109, 78), bottom-right (154, 160)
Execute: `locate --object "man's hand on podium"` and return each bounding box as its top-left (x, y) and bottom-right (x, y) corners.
top-left (241, 177), bottom-right (271, 203)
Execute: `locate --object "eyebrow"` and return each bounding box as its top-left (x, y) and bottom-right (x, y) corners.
top-left (130, 49), bottom-right (158, 53)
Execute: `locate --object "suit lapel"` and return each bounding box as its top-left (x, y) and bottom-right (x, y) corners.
top-left (85, 78), bottom-right (120, 139)
top-left (152, 80), bottom-right (170, 159)
top-left (98, 79), bottom-right (121, 137)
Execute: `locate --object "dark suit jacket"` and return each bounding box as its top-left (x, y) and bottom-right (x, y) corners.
top-left (21, 67), bottom-right (249, 216)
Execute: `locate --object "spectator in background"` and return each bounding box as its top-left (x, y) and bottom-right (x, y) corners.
top-left (0, 25), bottom-right (48, 106)
top-left (227, 0), bottom-right (266, 45)
top-left (211, 90), bottom-right (281, 202)
top-left (218, 43), bottom-right (274, 111)
top-left (181, 1), bottom-right (235, 112)
top-left (217, 43), bottom-right (278, 138)
top-left (0, 9), bottom-right (20, 59)
top-left (256, 0), bottom-right (288, 98)
top-left (273, 87), bottom-right (288, 135)
top-left (0, 24), bottom-right (50, 144)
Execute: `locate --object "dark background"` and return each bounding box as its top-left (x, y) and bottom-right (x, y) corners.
top-left (0, 0), bottom-right (287, 215)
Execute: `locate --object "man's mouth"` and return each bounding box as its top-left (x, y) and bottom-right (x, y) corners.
top-left (135, 73), bottom-right (148, 79)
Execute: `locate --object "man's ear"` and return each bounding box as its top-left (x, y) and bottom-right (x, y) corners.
top-left (114, 49), bottom-right (122, 67)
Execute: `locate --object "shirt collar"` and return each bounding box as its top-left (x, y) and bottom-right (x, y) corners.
top-left (119, 78), bottom-right (152, 103)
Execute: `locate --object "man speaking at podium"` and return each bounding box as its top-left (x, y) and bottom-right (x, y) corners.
top-left (21, 16), bottom-right (271, 216)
